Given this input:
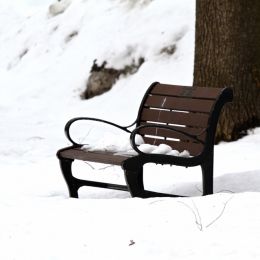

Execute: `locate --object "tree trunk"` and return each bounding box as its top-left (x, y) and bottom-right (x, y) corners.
top-left (194, 0), bottom-right (260, 142)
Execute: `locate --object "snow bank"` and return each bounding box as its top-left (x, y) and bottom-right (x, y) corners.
top-left (0, 0), bottom-right (195, 164)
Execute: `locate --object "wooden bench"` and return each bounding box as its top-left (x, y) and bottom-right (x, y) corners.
top-left (57, 82), bottom-right (233, 198)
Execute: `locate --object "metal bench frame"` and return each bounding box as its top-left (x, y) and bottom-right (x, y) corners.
top-left (57, 82), bottom-right (233, 198)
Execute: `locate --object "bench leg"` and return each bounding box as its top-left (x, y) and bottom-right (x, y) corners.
top-left (201, 160), bottom-right (214, 195)
top-left (124, 167), bottom-right (145, 198)
top-left (59, 158), bottom-right (79, 198)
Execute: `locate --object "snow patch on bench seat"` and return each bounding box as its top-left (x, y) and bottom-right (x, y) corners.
top-left (81, 133), bottom-right (191, 157)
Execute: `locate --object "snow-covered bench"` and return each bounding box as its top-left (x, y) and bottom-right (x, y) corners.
top-left (57, 82), bottom-right (233, 198)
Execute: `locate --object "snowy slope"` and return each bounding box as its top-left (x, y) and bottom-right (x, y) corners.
top-left (1, 1), bottom-right (260, 259)
top-left (0, 0), bottom-right (195, 165)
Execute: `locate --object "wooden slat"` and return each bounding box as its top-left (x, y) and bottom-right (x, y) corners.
top-left (144, 95), bottom-right (215, 113)
top-left (60, 148), bottom-right (130, 165)
top-left (140, 108), bottom-right (209, 127)
top-left (139, 126), bottom-right (206, 143)
top-left (151, 83), bottom-right (222, 99)
top-left (139, 122), bottom-right (207, 138)
top-left (143, 137), bottom-right (204, 156)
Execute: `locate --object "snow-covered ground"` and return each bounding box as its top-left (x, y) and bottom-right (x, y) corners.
top-left (1, 1), bottom-right (260, 259)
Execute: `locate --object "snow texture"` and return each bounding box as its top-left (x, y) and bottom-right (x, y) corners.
top-left (1, 1), bottom-right (260, 260)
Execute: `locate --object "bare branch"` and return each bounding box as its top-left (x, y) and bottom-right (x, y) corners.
top-left (206, 195), bottom-right (234, 228)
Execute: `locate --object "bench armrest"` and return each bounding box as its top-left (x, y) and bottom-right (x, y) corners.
top-left (65, 117), bottom-right (134, 146)
top-left (130, 124), bottom-right (205, 155)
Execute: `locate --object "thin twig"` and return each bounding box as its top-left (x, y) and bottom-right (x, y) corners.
top-left (178, 200), bottom-right (203, 231)
top-left (195, 185), bottom-right (202, 194)
top-left (98, 165), bottom-right (114, 171)
top-left (216, 189), bottom-right (235, 194)
top-left (205, 195), bottom-right (234, 228)
top-left (149, 199), bottom-right (165, 205)
top-left (191, 199), bottom-right (203, 230)
top-left (77, 128), bottom-right (92, 144)
top-left (83, 161), bottom-right (95, 170)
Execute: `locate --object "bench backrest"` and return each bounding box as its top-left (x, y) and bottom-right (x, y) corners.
top-left (136, 82), bottom-right (233, 157)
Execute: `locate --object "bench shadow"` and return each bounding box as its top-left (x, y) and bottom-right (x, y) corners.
top-left (76, 169), bottom-right (260, 199)
top-left (214, 169), bottom-right (260, 193)
top-left (168, 169), bottom-right (260, 197)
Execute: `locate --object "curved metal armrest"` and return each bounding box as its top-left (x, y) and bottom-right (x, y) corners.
top-left (65, 117), bottom-right (133, 146)
top-left (130, 124), bottom-right (205, 155)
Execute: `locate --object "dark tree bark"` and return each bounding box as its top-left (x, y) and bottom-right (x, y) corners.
top-left (194, 0), bottom-right (260, 142)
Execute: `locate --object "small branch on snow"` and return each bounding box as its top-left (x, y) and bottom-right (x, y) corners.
top-left (216, 189), bottom-right (235, 194)
top-left (205, 195), bottom-right (234, 228)
top-left (178, 200), bottom-right (203, 231)
top-left (195, 185), bottom-right (202, 194)
top-left (149, 199), bottom-right (165, 205)
top-left (98, 165), bottom-right (114, 171)
top-left (83, 161), bottom-right (95, 170)
top-left (178, 195), bottom-right (234, 231)
top-left (129, 240), bottom-right (135, 246)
